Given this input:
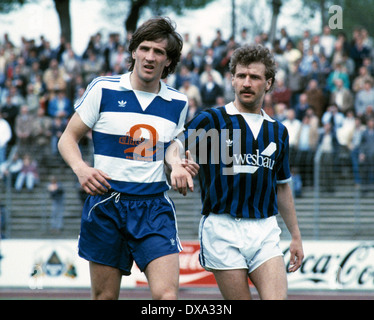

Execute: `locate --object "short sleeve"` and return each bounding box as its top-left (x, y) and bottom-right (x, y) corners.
top-left (74, 78), bottom-right (103, 128)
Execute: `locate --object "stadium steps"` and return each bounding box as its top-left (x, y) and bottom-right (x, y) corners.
top-left (1, 156), bottom-right (374, 241)
top-left (0, 156), bottom-right (83, 239)
top-left (277, 187), bottom-right (374, 240)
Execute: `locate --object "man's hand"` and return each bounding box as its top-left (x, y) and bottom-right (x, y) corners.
top-left (181, 150), bottom-right (199, 177)
top-left (287, 237), bottom-right (304, 273)
top-left (170, 151), bottom-right (199, 196)
top-left (74, 164), bottom-right (112, 196)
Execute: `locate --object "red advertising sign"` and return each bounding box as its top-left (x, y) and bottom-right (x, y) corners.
top-left (135, 241), bottom-right (217, 287)
top-left (135, 241), bottom-right (252, 287)
top-left (178, 241), bottom-right (217, 287)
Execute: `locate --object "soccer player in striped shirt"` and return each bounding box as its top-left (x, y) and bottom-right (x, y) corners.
top-left (167, 44), bottom-right (304, 299)
top-left (58, 17), bottom-right (197, 300)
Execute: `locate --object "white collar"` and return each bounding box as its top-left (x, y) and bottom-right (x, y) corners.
top-left (225, 102), bottom-right (275, 122)
top-left (119, 72), bottom-right (172, 101)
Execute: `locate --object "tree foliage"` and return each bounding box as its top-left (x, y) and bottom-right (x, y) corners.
top-left (2, 0), bottom-right (374, 44)
top-left (108, 0), bottom-right (216, 33)
top-left (0, 0), bottom-right (28, 12)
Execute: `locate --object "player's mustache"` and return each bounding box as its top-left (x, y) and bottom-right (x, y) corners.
top-left (240, 89), bottom-right (255, 94)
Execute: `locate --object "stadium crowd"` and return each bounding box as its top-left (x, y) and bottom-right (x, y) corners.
top-left (0, 23), bottom-right (374, 195)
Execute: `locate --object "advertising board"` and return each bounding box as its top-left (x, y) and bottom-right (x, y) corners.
top-left (0, 239), bottom-right (373, 291)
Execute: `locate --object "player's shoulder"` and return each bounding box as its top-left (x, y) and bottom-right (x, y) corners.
top-left (88, 75), bottom-right (122, 90)
top-left (164, 83), bottom-right (188, 102)
top-left (262, 109), bottom-right (287, 130)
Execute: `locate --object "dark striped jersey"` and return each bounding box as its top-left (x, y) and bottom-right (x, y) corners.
top-left (176, 102), bottom-right (291, 219)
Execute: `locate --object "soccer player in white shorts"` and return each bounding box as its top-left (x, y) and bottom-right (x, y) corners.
top-left (167, 44), bottom-right (304, 300)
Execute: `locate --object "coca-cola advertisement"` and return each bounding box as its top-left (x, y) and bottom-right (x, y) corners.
top-left (283, 241), bottom-right (374, 290)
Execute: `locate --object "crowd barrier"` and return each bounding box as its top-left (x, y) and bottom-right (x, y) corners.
top-left (0, 239), bottom-right (373, 291)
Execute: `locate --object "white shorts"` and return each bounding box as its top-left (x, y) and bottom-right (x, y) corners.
top-left (199, 214), bottom-right (283, 274)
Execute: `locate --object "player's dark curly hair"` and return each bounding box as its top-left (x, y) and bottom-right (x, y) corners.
top-left (128, 17), bottom-right (183, 79)
top-left (229, 44), bottom-right (277, 92)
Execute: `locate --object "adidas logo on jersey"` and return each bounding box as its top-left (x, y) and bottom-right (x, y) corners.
top-left (118, 100), bottom-right (127, 108)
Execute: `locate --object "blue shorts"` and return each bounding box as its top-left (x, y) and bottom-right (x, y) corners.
top-left (78, 191), bottom-right (182, 275)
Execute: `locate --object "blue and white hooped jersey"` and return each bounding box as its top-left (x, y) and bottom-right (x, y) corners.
top-left (75, 72), bottom-right (188, 195)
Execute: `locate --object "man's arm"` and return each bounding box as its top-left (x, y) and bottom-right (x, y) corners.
top-left (165, 141), bottom-right (199, 196)
top-left (58, 112), bottom-right (111, 196)
top-left (277, 182), bottom-right (304, 272)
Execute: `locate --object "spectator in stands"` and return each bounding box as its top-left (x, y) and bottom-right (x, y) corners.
top-left (273, 102), bottom-right (287, 122)
top-left (294, 93), bottom-right (311, 121)
top-left (318, 53), bottom-right (333, 80)
top-left (43, 58), bottom-right (67, 97)
top-left (12, 63), bottom-right (28, 97)
top-left (271, 78), bottom-right (291, 107)
top-left (347, 116), bottom-right (365, 187)
top-left (288, 62), bottom-right (305, 108)
top-left (185, 97), bottom-right (202, 123)
top-left (279, 28), bottom-right (291, 51)
top-left (354, 79), bottom-right (374, 119)
top-left (337, 109), bottom-right (356, 148)
top-left (319, 25), bottom-right (336, 61)
top-left (329, 78), bottom-right (354, 113)
top-left (317, 122), bottom-right (340, 193)
top-left (304, 79), bottom-right (326, 121)
top-left (108, 44), bottom-right (129, 73)
top-left (362, 57), bottom-right (374, 77)
top-left (14, 154), bottom-right (39, 191)
top-left (283, 40), bottom-right (302, 73)
top-left (299, 48), bottom-right (319, 77)
top-left (47, 89), bottom-right (72, 119)
top-left (222, 71), bottom-right (235, 104)
top-left (191, 35), bottom-right (206, 71)
top-left (48, 175), bottom-right (65, 234)
top-left (359, 117), bottom-right (374, 192)
top-left (1, 94), bottom-right (19, 147)
top-left (321, 103), bottom-right (345, 132)
top-left (181, 50), bottom-right (195, 72)
top-left (0, 151), bottom-right (22, 185)
top-left (28, 61), bottom-right (43, 86)
top-left (200, 63), bottom-right (223, 87)
top-left (352, 66), bottom-right (374, 93)
top-left (179, 77), bottom-right (202, 108)
top-left (295, 108), bottom-right (319, 187)
top-left (262, 93), bottom-right (275, 118)
top-left (15, 105), bottom-right (34, 155)
top-left (25, 83), bottom-right (41, 116)
top-left (305, 60), bottom-right (326, 88)
top-left (0, 112), bottom-right (12, 165)
top-left (82, 50), bottom-right (104, 84)
top-left (50, 115), bottom-right (67, 156)
top-left (31, 107), bottom-right (53, 161)
top-left (282, 108), bottom-right (301, 166)
top-left (361, 105), bottom-right (374, 125)
top-left (0, 202), bottom-right (7, 238)
top-left (290, 166), bottom-right (303, 198)
top-left (200, 72), bottom-right (223, 109)
top-left (350, 34), bottom-right (371, 75)
top-left (61, 46), bottom-right (82, 80)
top-left (326, 62), bottom-right (350, 93)
top-left (332, 34), bottom-right (348, 68)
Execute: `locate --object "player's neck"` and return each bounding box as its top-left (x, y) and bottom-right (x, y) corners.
top-left (129, 72), bottom-right (160, 94)
top-left (233, 100), bottom-right (262, 115)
